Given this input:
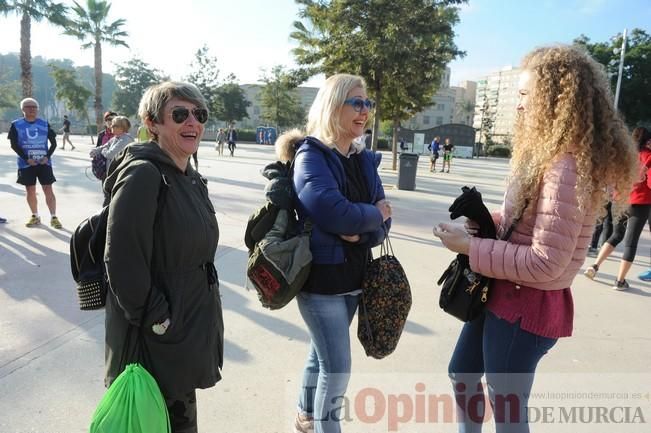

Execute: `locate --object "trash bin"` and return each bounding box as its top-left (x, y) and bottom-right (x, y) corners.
top-left (398, 153), bottom-right (419, 191)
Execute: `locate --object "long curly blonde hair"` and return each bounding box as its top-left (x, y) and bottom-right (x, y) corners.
top-left (510, 45), bottom-right (637, 218)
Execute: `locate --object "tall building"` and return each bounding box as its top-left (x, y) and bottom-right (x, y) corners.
top-left (452, 80), bottom-right (477, 125)
top-left (403, 68), bottom-right (477, 130)
top-left (472, 66), bottom-right (521, 144)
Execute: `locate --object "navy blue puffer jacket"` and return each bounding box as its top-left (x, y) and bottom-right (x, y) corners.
top-left (293, 136), bottom-right (390, 265)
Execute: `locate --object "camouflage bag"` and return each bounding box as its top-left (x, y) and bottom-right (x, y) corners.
top-left (358, 236), bottom-right (411, 359)
top-left (246, 209), bottom-right (312, 310)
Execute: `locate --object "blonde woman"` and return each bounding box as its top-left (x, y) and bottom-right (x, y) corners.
top-left (276, 74), bottom-right (391, 433)
top-left (434, 45), bottom-right (636, 432)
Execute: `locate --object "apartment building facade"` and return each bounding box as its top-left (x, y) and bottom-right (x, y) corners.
top-left (403, 68), bottom-right (477, 130)
top-left (472, 66), bottom-right (521, 144)
top-left (238, 67), bottom-right (477, 132)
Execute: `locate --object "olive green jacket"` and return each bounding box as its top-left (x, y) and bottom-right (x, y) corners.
top-left (103, 142), bottom-right (222, 398)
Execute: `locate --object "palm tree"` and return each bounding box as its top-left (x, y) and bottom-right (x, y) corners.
top-left (455, 100), bottom-right (476, 126)
top-left (63, 0), bottom-right (128, 129)
top-left (0, 0), bottom-right (67, 98)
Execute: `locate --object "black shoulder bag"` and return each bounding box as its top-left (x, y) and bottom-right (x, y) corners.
top-left (437, 186), bottom-right (526, 322)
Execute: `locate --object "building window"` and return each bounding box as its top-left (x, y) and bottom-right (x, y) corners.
top-left (437, 104), bottom-right (445, 111)
top-left (423, 115), bottom-right (430, 125)
top-left (253, 107), bottom-right (260, 115)
top-left (436, 116), bottom-right (443, 125)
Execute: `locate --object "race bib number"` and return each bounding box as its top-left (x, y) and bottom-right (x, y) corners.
top-left (28, 149), bottom-right (45, 161)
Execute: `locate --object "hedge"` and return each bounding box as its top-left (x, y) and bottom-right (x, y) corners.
top-left (486, 145), bottom-right (511, 158)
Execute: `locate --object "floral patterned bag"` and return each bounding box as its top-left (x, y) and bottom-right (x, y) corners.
top-left (358, 236), bottom-right (412, 359)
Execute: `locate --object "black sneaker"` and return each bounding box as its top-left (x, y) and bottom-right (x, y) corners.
top-left (613, 279), bottom-right (630, 291)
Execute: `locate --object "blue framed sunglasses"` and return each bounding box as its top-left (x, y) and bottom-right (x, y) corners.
top-left (343, 98), bottom-right (375, 112)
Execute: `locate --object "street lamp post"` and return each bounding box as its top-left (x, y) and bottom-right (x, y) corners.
top-left (614, 28), bottom-right (628, 110)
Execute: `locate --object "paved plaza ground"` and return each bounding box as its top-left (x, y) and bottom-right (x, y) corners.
top-left (0, 134), bottom-right (650, 432)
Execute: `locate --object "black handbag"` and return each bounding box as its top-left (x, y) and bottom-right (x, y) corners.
top-left (437, 187), bottom-right (525, 322)
top-left (358, 235), bottom-right (412, 359)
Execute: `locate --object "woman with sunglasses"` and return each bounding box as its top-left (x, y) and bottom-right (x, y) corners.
top-left (275, 73), bottom-right (392, 433)
top-left (96, 110), bottom-right (117, 148)
top-left (102, 81), bottom-right (222, 433)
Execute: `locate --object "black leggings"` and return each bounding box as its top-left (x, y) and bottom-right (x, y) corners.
top-left (590, 202), bottom-right (613, 248)
top-left (606, 204), bottom-right (651, 262)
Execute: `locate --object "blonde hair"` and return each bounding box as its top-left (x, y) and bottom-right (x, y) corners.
top-left (138, 81), bottom-right (207, 141)
top-left (510, 45), bottom-right (637, 218)
top-left (111, 115), bottom-right (131, 132)
top-left (306, 73), bottom-right (366, 148)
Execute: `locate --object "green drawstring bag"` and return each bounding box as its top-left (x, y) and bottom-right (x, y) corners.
top-left (90, 363), bottom-right (171, 433)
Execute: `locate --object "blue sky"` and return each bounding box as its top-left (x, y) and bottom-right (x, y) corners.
top-left (0, 0), bottom-right (648, 87)
top-left (450, 0), bottom-right (651, 83)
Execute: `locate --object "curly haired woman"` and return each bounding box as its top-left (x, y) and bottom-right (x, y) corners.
top-left (434, 45), bottom-right (637, 433)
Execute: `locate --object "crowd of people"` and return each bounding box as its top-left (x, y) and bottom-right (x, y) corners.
top-left (3, 44), bottom-right (649, 433)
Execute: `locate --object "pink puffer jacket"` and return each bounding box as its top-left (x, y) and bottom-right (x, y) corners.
top-left (469, 153), bottom-right (597, 291)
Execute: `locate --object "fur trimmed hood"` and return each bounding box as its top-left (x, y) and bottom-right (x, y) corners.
top-left (275, 129), bottom-right (367, 162)
top-left (275, 129), bottom-right (305, 162)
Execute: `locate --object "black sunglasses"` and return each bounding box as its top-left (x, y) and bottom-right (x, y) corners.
top-left (170, 107), bottom-right (209, 124)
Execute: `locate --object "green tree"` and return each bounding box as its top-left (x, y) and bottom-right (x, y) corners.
top-left (456, 99), bottom-right (475, 125)
top-left (49, 64), bottom-right (93, 141)
top-left (291, 0), bottom-right (465, 169)
top-left (185, 45), bottom-right (220, 115)
top-left (113, 57), bottom-right (167, 117)
top-left (63, 0), bottom-right (128, 130)
top-left (379, 119), bottom-right (393, 138)
top-left (0, 79), bottom-right (20, 114)
top-left (478, 96), bottom-right (494, 149)
top-left (260, 65), bottom-right (306, 130)
top-left (214, 73), bottom-right (250, 125)
top-left (0, 0), bottom-right (67, 98)
top-left (0, 52), bottom-right (116, 121)
top-left (574, 28), bottom-right (651, 126)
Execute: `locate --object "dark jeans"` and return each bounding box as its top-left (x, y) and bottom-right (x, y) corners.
top-left (165, 390), bottom-right (198, 433)
top-left (448, 311), bottom-right (557, 433)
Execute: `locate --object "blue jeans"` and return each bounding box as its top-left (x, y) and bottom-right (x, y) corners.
top-left (448, 311), bottom-right (557, 433)
top-left (296, 292), bottom-right (359, 433)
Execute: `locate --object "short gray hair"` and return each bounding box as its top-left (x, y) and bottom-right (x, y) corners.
top-left (138, 81), bottom-right (207, 140)
top-left (306, 74), bottom-right (366, 147)
top-left (20, 97), bottom-right (39, 109)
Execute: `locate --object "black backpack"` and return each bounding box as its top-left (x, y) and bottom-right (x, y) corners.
top-left (70, 161), bottom-right (169, 310)
top-left (244, 160), bottom-right (313, 310)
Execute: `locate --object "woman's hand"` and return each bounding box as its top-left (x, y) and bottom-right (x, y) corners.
top-left (375, 199), bottom-right (392, 222)
top-left (340, 234), bottom-right (360, 243)
top-left (433, 222), bottom-right (471, 255)
top-left (464, 218), bottom-right (480, 236)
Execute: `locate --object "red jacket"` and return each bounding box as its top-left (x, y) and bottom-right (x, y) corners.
top-left (629, 148), bottom-right (651, 204)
